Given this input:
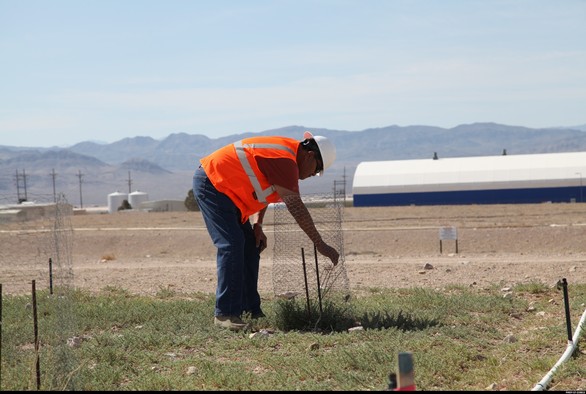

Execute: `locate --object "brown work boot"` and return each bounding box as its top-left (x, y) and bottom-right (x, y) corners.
top-left (214, 315), bottom-right (249, 331)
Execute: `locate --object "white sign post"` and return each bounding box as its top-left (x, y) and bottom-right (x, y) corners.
top-left (439, 226), bottom-right (458, 254)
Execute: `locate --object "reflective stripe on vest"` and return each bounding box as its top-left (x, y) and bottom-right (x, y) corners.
top-left (233, 140), bottom-right (296, 203)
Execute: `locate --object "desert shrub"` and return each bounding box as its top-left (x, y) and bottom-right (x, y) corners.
top-left (184, 189), bottom-right (199, 211)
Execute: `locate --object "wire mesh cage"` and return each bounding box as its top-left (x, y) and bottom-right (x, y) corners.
top-left (0, 193), bottom-right (78, 389)
top-left (271, 192), bottom-right (349, 302)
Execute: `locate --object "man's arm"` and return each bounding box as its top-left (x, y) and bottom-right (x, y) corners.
top-left (274, 185), bottom-right (339, 266)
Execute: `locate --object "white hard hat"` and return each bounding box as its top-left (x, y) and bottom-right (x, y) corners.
top-left (303, 131), bottom-right (336, 175)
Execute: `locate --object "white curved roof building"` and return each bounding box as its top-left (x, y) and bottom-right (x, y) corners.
top-left (352, 151), bottom-right (586, 206)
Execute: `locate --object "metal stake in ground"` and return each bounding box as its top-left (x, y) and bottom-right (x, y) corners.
top-left (313, 244), bottom-right (324, 315)
top-left (558, 278), bottom-right (573, 343)
top-left (1, 283), bottom-right (3, 390)
top-left (301, 248), bottom-right (312, 321)
top-left (49, 258), bottom-right (53, 295)
top-left (32, 280), bottom-right (41, 390)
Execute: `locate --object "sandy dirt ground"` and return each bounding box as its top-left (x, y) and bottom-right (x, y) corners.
top-left (1, 203), bottom-right (586, 297)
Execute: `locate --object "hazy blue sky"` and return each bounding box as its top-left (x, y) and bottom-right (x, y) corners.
top-left (1, 0), bottom-right (585, 147)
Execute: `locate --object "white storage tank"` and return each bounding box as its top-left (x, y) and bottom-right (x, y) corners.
top-left (129, 190), bottom-right (149, 208)
top-left (107, 191), bottom-right (128, 214)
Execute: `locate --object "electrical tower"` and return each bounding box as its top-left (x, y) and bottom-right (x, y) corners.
top-left (15, 169), bottom-right (28, 203)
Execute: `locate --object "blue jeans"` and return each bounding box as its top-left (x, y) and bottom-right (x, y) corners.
top-left (192, 166), bottom-right (262, 317)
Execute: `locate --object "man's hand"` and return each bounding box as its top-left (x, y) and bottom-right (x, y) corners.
top-left (253, 223), bottom-right (267, 253)
top-left (316, 241), bottom-right (339, 266)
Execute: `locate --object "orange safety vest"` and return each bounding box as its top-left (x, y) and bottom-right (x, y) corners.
top-left (200, 136), bottom-right (300, 223)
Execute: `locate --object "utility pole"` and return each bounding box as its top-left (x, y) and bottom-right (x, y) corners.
top-left (127, 171), bottom-right (132, 194)
top-left (333, 167), bottom-right (348, 205)
top-left (76, 170), bottom-right (84, 208)
top-left (50, 169), bottom-right (57, 203)
top-left (334, 167), bottom-right (346, 205)
top-left (342, 166), bottom-right (347, 204)
top-left (15, 169), bottom-right (21, 203)
top-left (22, 169), bottom-right (28, 202)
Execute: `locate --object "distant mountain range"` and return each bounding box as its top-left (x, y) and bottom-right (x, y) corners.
top-left (1, 122), bottom-right (585, 207)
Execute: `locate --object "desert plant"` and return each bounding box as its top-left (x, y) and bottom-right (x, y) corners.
top-left (2, 285), bottom-right (585, 390)
top-left (184, 189), bottom-right (199, 211)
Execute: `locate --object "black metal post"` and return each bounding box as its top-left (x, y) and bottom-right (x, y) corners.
top-left (48, 258), bottom-right (53, 295)
top-left (32, 280), bottom-right (41, 390)
top-left (313, 244), bottom-right (323, 315)
top-left (301, 248), bottom-right (312, 321)
top-left (561, 278), bottom-right (573, 342)
top-left (1, 283), bottom-right (3, 390)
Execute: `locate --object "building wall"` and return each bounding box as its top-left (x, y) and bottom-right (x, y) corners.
top-left (137, 200), bottom-right (187, 212)
top-left (0, 203), bottom-right (73, 223)
top-left (352, 152), bottom-right (586, 206)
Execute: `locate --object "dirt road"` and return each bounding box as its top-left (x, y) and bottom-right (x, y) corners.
top-left (1, 203), bottom-right (585, 296)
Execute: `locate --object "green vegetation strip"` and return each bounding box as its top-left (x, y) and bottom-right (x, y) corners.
top-left (2, 283), bottom-right (585, 391)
